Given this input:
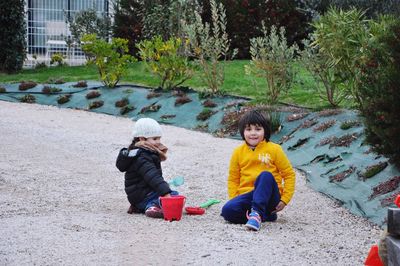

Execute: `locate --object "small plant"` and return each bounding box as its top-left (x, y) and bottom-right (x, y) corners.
top-left (358, 161), bottom-right (389, 180)
top-left (120, 104), bottom-right (135, 115)
top-left (202, 99), bottom-right (217, 108)
top-left (50, 53), bottom-right (66, 66)
top-left (57, 94), bottom-right (72, 104)
top-left (115, 97), bottom-right (129, 108)
top-left (160, 114), bottom-right (176, 120)
top-left (268, 111), bottom-right (282, 134)
top-left (369, 176), bottom-right (400, 200)
top-left (175, 95), bottom-right (192, 106)
top-left (182, 0), bottom-right (237, 95)
top-left (317, 109), bottom-right (343, 117)
top-left (86, 90), bottom-right (101, 99)
top-left (81, 34), bottom-right (135, 88)
top-left (20, 94), bottom-right (35, 103)
top-left (136, 36), bottom-right (194, 90)
top-left (140, 103), bottom-right (161, 113)
top-left (197, 108), bottom-right (216, 121)
top-left (73, 80), bottom-right (87, 88)
top-left (245, 24), bottom-right (298, 104)
top-left (19, 81), bottom-right (37, 91)
top-left (329, 166), bottom-right (355, 182)
top-left (286, 112), bottom-right (309, 122)
top-left (42, 86), bottom-right (62, 94)
top-left (300, 38), bottom-right (346, 107)
top-left (340, 120), bottom-right (361, 130)
top-left (313, 119), bottom-right (336, 132)
top-left (329, 133), bottom-right (360, 148)
top-left (300, 118), bottom-right (318, 129)
top-left (88, 100), bottom-right (104, 109)
top-left (0, 87), bottom-right (6, 93)
top-left (147, 91), bottom-right (162, 99)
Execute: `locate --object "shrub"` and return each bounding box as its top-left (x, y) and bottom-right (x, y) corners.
top-left (88, 100), bottom-right (104, 109)
top-left (357, 16), bottom-right (400, 165)
top-left (20, 94), bottom-right (36, 103)
top-left (73, 80), bottom-right (87, 88)
top-left (300, 38), bottom-right (346, 107)
top-left (0, 0), bottom-right (26, 73)
top-left (120, 104), bottom-right (135, 115)
top-left (50, 53), bottom-right (66, 66)
top-left (182, 0), bottom-right (237, 95)
top-left (197, 108), bottom-right (216, 121)
top-left (0, 87), bottom-right (6, 93)
top-left (312, 7), bottom-right (369, 106)
top-left (113, 0), bottom-right (143, 55)
top-left (136, 36), bottom-right (194, 90)
top-left (57, 94), bottom-right (72, 104)
top-left (115, 97), bottom-right (129, 108)
top-left (42, 86), bottom-right (62, 94)
top-left (81, 34), bottom-right (135, 88)
top-left (86, 90), bottom-right (101, 99)
top-left (245, 24), bottom-right (298, 104)
top-left (19, 81), bottom-right (37, 91)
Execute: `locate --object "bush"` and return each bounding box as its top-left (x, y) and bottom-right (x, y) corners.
top-left (113, 0), bottom-right (143, 55)
top-left (212, 0), bottom-right (312, 59)
top-left (299, 38), bottom-right (346, 107)
top-left (357, 16), bottom-right (400, 166)
top-left (245, 24), bottom-right (298, 104)
top-left (0, 0), bottom-right (26, 73)
top-left (50, 53), bottom-right (66, 66)
top-left (312, 7), bottom-right (369, 106)
top-left (136, 36), bottom-right (193, 90)
top-left (182, 0), bottom-right (237, 95)
top-left (81, 34), bottom-right (135, 88)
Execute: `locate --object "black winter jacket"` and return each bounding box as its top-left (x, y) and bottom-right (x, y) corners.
top-left (116, 147), bottom-right (171, 205)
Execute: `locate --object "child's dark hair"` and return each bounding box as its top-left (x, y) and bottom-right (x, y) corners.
top-left (238, 109), bottom-right (271, 141)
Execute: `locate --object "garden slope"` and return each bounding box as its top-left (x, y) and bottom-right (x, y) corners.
top-left (0, 101), bottom-right (381, 265)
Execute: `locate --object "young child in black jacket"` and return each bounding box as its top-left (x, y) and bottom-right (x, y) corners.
top-left (116, 118), bottom-right (174, 218)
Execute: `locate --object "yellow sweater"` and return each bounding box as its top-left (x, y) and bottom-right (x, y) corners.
top-left (228, 140), bottom-right (296, 204)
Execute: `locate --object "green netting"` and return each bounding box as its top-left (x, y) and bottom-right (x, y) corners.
top-left (1, 81), bottom-right (399, 226)
top-left (272, 110), bottom-right (400, 226)
top-left (0, 82), bottom-right (247, 133)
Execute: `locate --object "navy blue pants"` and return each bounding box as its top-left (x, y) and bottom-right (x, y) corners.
top-left (221, 171), bottom-right (281, 224)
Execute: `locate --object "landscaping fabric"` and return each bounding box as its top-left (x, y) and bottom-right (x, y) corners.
top-left (1, 81), bottom-right (399, 225)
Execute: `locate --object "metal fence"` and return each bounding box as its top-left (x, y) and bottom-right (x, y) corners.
top-left (25, 0), bottom-right (111, 68)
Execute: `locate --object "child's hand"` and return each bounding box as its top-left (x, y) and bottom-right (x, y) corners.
top-left (163, 193), bottom-right (171, 197)
top-left (272, 201), bottom-right (286, 213)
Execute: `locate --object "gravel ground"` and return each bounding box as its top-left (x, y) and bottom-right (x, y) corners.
top-left (0, 101), bottom-right (382, 266)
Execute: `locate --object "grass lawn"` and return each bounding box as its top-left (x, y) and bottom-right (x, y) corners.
top-left (0, 60), bottom-right (347, 109)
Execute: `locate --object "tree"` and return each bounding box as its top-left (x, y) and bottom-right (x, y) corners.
top-left (0, 0), bottom-right (26, 73)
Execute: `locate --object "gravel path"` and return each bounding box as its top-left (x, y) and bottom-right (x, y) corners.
top-left (0, 101), bottom-right (382, 265)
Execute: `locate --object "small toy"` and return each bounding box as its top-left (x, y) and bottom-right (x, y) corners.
top-left (185, 199), bottom-right (221, 215)
top-left (168, 176), bottom-right (184, 187)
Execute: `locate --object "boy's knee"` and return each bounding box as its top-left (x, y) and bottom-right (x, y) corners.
top-left (257, 171), bottom-right (275, 185)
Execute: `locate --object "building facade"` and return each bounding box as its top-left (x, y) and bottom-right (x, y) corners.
top-left (25, 0), bottom-right (111, 68)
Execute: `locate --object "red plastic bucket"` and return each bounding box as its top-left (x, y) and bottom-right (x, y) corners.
top-left (159, 195), bottom-right (186, 221)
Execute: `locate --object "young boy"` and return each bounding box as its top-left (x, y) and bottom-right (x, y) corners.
top-left (221, 110), bottom-right (296, 231)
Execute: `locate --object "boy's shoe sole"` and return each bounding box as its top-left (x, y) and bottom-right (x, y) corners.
top-left (245, 222), bottom-right (260, 231)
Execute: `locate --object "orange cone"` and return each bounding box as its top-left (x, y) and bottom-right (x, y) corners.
top-left (364, 245), bottom-right (383, 266)
top-left (395, 194), bottom-right (400, 207)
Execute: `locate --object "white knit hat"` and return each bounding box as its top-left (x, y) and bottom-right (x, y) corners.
top-left (132, 118), bottom-right (162, 138)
